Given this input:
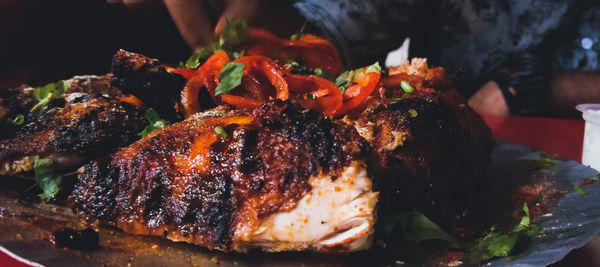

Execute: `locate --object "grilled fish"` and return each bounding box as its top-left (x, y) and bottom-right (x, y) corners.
top-left (70, 101), bottom-right (378, 252)
top-left (0, 94), bottom-right (145, 175)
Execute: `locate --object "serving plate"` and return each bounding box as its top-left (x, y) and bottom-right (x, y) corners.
top-left (1, 139), bottom-right (599, 266)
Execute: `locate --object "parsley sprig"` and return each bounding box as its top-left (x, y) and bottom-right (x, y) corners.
top-left (379, 203), bottom-right (540, 264)
top-left (138, 108), bottom-right (171, 138)
top-left (33, 158), bottom-right (62, 202)
top-left (182, 19), bottom-right (248, 69)
top-left (334, 62), bottom-right (381, 94)
top-left (31, 80), bottom-right (67, 112)
top-left (214, 62), bottom-right (245, 96)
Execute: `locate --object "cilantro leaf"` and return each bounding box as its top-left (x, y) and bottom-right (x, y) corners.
top-left (531, 153), bottom-right (560, 171)
top-left (469, 203), bottom-right (540, 263)
top-left (182, 19), bottom-right (247, 69)
top-left (366, 62), bottom-right (382, 74)
top-left (219, 19), bottom-right (248, 48)
top-left (214, 62), bottom-right (245, 96)
top-left (284, 60), bottom-right (335, 81)
top-left (10, 114), bottom-right (25, 125)
top-left (33, 158), bottom-right (62, 202)
top-left (379, 211), bottom-right (462, 247)
top-left (138, 108), bottom-right (171, 138)
top-left (334, 62), bottom-right (380, 94)
top-left (469, 229), bottom-right (519, 262)
top-left (31, 80), bottom-right (67, 112)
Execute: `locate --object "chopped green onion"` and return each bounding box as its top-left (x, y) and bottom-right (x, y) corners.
top-left (573, 184), bottom-right (587, 195)
top-left (408, 109), bottom-right (418, 117)
top-left (10, 114), bottom-right (25, 125)
top-left (138, 108), bottom-right (171, 138)
top-left (215, 126), bottom-right (228, 140)
top-left (400, 81), bottom-right (414, 94)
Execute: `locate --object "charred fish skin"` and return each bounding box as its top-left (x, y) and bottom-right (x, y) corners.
top-left (0, 94), bottom-right (146, 175)
top-left (111, 49), bottom-right (186, 122)
top-left (70, 101), bottom-right (376, 252)
top-left (355, 98), bottom-right (493, 227)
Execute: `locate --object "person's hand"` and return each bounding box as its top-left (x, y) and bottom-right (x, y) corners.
top-left (467, 81), bottom-right (510, 116)
top-left (109, 0), bottom-right (260, 50)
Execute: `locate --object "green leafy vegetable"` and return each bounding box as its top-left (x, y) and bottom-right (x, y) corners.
top-left (531, 153), bottom-right (560, 171)
top-left (573, 184), bottom-right (587, 195)
top-left (334, 62), bottom-right (380, 94)
top-left (284, 60), bottom-right (335, 81)
top-left (469, 203), bottom-right (540, 263)
top-left (138, 108), bottom-right (171, 138)
top-left (182, 19), bottom-right (248, 69)
top-left (33, 158), bottom-right (62, 202)
top-left (366, 62), bottom-right (382, 74)
top-left (400, 81), bottom-right (415, 94)
top-left (219, 19), bottom-right (248, 48)
top-left (214, 126), bottom-right (228, 140)
top-left (379, 211), bottom-right (462, 247)
top-left (10, 114), bottom-right (25, 125)
top-left (31, 80), bottom-right (67, 112)
top-left (214, 62), bottom-right (245, 96)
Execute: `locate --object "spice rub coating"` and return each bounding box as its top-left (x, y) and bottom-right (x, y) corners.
top-left (0, 94), bottom-right (145, 175)
top-left (111, 49), bottom-right (186, 121)
top-left (70, 101), bottom-right (367, 251)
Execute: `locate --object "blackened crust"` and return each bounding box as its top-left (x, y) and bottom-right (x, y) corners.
top-left (70, 101), bottom-right (366, 250)
top-left (111, 49), bottom-right (186, 121)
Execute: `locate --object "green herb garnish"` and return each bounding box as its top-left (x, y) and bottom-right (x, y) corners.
top-left (31, 80), bottom-right (67, 112)
top-left (214, 62), bottom-right (245, 96)
top-left (400, 81), bottom-right (415, 94)
top-left (334, 62), bottom-right (380, 94)
top-left (469, 203), bottom-right (540, 263)
top-left (531, 153), bottom-right (560, 171)
top-left (10, 114), bottom-right (25, 125)
top-left (408, 109), bottom-right (418, 117)
top-left (380, 203), bottom-right (540, 264)
top-left (380, 211), bottom-right (463, 247)
top-left (573, 184), bottom-right (587, 195)
top-left (284, 60), bottom-right (335, 81)
top-left (214, 126), bottom-right (228, 140)
top-left (182, 19), bottom-right (248, 69)
top-left (138, 108), bottom-right (171, 138)
top-left (33, 158), bottom-right (62, 202)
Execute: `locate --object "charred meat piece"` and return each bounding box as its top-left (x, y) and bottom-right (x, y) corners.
top-left (0, 75), bottom-right (121, 131)
top-left (0, 94), bottom-right (145, 175)
top-left (111, 49), bottom-right (186, 121)
top-left (70, 101), bottom-right (377, 252)
top-left (353, 98), bottom-right (493, 228)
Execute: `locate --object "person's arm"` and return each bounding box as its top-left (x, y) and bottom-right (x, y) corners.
top-left (548, 71), bottom-right (600, 117)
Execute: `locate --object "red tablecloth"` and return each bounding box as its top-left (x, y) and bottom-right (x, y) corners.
top-left (482, 115), bottom-right (584, 162)
top-left (0, 115), bottom-right (587, 266)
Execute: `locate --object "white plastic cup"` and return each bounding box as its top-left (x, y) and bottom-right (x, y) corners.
top-left (576, 104), bottom-right (600, 171)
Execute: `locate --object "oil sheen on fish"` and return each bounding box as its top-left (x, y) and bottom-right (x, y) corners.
top-left (70, 101), bottom-right (378, 252)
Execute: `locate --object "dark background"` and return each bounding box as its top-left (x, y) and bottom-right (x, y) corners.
top-left (0, 0), bottom-right (191, 89)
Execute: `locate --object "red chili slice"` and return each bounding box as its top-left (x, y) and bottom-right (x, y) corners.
top-left (332, 71), bottom-right (381, 116)
top-left (179, 51), bottom-right (230, 118)
top-left (285, 74), bottom-right (342, 115)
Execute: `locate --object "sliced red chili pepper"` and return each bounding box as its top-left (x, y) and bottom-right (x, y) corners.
top-left (234, 56), bottom-right (289, 101)
top-left (220, 94), bottom-right (264, 109)
top-left (281, 34), bottom-right (344, 76)
top-left (332, 71), bottom-right (381, 116)
top-left (242, 28), bottom-right (344, 77)
top-left (180, 51), bottom-right (230, 118)
top-left (285, 74), bottom-right (342, 115)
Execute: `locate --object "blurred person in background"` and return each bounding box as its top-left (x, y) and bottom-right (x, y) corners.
top-left (3, 0), bottom-right (600, 117)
